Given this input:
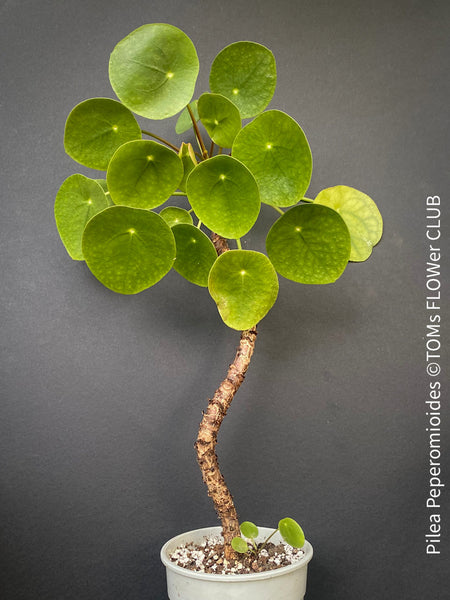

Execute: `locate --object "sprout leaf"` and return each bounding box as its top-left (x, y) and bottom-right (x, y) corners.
top-left (231, 537), bottom-right (249, 554)
top-left (278, 518), bottom-right (305, 548)
top-left (240, 521), bottom-right (259, 539)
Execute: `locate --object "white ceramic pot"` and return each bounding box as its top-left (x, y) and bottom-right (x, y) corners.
top-left (160, 526), bottom-right (313, 600)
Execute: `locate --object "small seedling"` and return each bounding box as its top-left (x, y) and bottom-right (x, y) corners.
top-left (231, 518), bottom-right (305, 556)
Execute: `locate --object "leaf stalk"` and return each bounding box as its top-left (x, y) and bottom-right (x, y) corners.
top-left (187, 104), bottom-right (209, 160)
top-left (141, 129), bottom-right (179, 153)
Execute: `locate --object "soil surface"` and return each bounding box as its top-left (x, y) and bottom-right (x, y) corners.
top-left (169, 534), bottom-right (305, 575)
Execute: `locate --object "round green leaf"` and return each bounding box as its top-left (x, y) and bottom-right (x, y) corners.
top-left (107, 140), bottom-right (183, 209)
top-left (109, 24), bottom-right (199, 120)
top-left (266, 204), bottom-right (351, 284)
top-left (64, 98), bottom-right (141, 170)
top-left (209, 41), bottom-right (276, 118)
top-left (240, 521), bottom-right (259, 540)
top-left (172, 224), bottom-right (217, 287)
top-left (178, 142), bottom-right (197, 193)
top-left (232, 110), bottom-right (312, 207)
top-left (314, 186), bottom-right (383, 262)
top-left (208, 250), bottom-right (279, 330)
top-left (231, 537), bottom-right (249, 554)
top-left (278, 518), bottom-right (305, 548)
top-left (82, 206), bottom-right (176, 294)
top-left (198, 93), bottom-right (241, 148)
top-left (175, 100), bottom-right (199, 134)
top-left (186, 155), bottom-right (260, 239)
top-left (54, 174), bottom-right (110, 260)
top-left (160, 206), bottom-right (193, 227)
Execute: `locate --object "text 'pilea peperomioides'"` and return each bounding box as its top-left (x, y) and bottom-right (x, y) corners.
top-left (55, 23), bottom-right (383, 560)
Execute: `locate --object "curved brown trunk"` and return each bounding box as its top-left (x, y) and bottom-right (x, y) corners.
top-left (195, 326), bottom-right (257, 559)
top-left (195, 233), bottom-right (258, 559)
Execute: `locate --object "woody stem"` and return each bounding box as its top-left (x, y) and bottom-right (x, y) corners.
top-left (195, 233), bottom-right (258, 560)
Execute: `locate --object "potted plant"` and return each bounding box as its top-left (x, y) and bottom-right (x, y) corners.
top-left (54, 23), bottom-right (383, 599)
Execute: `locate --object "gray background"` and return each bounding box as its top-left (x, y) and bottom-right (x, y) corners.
top-left (1, 0), bottom-right (449, 598)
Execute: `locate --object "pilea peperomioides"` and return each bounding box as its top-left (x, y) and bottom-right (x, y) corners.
top-left (55, 23), bottom-right (383, 560)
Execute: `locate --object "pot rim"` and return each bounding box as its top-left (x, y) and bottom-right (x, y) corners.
top-left (160, 525), bottom-right (313, 582)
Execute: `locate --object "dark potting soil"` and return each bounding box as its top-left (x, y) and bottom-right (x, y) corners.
top-left (169, 534), bottom-right (305, 575)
